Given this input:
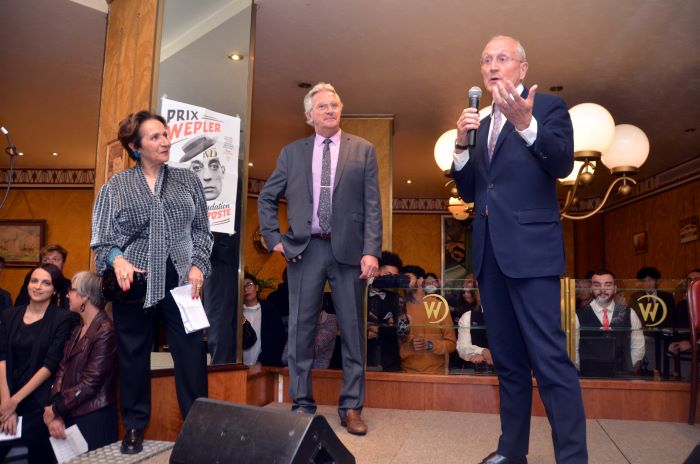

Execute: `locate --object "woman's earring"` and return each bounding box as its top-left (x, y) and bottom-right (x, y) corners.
top-left (80, 303), bottom-right (86, 313)
top-left (133, 150), bottom-right (141, 159)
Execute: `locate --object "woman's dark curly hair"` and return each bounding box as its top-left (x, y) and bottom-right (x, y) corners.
top-left (117, 110), bottom-right (167, 160)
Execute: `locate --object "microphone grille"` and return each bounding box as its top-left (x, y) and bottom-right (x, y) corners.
top-left (468, 86), bottom-right (482, 98)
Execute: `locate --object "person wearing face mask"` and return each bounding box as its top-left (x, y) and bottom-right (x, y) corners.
top-left (423, 272), bottom-right (440, 295)
top-left (398, 265), bottom-right (456, 374)
top-left (575, 269), bottom-right (645, 377)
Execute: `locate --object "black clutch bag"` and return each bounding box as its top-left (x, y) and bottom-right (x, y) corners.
top-left (102, 269), bottom-right (147, 306)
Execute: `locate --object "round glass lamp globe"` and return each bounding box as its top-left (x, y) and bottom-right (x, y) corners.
top-left (569, 103), bottom-right (616, 153)
top-left (434, 129), bottom-right (458, 171)
top-left (602, 124), bottom-right (649, 170)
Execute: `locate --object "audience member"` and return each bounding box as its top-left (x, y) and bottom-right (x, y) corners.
top-left (630, 266), bottom-right (677, 328)
top-left (266, 268), bottom-right (290, 331)
top-left (0, 257), bottom-right (11, 311)
top-left (43, 271), bottom-right (118, 451)
top-left (242, 273), bottom-right (286, 366)
top-left (575, 271), bottom-right (595, 311)
top-left (456, 283), bottom-right (492, 368)
top-left (576, 269), bottom-right (645, 377)
top-left (424, 272), bottom-right (440, 294)
top-left (367, 251), bottom-right (404, 371)
top-left (666, 269), bottom-right (700, 359)
top-left (399, 265), bottom-right (456, 374)
top-left (0, 264), bottom-right (76, 463)
top-left (14, 244), bottom-right (71, 309)
top-left (452, 273), bottom-right (479, 325)
top-left (283, 292), bottom-right (339, 369)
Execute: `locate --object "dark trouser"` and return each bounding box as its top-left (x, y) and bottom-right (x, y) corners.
top-left (478, 230), bottom-right (587, 464)
top-left (66, 404), bottom-right (118, 451)
top-left (287, 238), bottom-right (366, 414)
top-left (203, 260), bottom-right (236, 364)
top-left (112, 259), bottom-right (208, 429)
top-left (0, 408), bottom-right (54, 464)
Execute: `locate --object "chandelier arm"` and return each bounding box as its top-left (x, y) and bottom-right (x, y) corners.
top-left (561, 177), bottom-right (637, 220)
top-left (559, 161), bottom-right (589, 214)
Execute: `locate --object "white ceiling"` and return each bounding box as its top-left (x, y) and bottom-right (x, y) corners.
top-left (1, 0), bottom-right (699, 200)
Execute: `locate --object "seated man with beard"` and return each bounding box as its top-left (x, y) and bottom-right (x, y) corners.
top-left (576, 269), bottom-right (645, 377)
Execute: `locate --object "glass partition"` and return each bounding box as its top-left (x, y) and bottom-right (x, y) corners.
top-left (152, 0), bottom-right (254, 367)
top-left (362, 275), bottom-right (692, 381)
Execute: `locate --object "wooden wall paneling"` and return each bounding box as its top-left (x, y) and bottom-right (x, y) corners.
top-left (243, 197), bottom-right (288, 288)
top-left (604, 198), bottom-right (644, 279)
top-left (340, 117), bottom-right (393, 251)
top-left (392, 214), bottom-right (442, 275)
top-left (573, 214), bottom-right (604, 278)
top-left (646, 188), bottom-right (684, 278)
top-left (94, 0), bottom-right (160, 196)
top-left (682, 181), bottom-right (700, 274)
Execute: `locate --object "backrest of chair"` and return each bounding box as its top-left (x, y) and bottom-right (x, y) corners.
top-left (688, 279), bottom-right (700, 341)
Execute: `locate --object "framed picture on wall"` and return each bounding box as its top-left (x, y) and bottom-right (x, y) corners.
top-left (441, 215), bottom-right (471, 292)
top-left (633, 231), bottom-right (647, 254)
top-left (0, 220), bottom-right (46, 267)
top-left (680, 216), bottom-right (699, 244)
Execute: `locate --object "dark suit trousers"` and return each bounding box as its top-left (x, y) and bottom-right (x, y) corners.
top-left (203, 260), bottom-right (237, 364)
top-left (112, 259), bottom-right (208, 429)
top-left (287, 238), bottom-right (366, 414)
top-left (479, 229), bottom-right (587, 463)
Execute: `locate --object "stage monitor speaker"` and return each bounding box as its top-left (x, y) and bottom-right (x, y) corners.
top-left (170, 398), bottom-right (355, 464)
top-left (684, 443), bottom-right (700, 464)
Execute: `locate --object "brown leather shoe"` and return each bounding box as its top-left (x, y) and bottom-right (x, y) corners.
top-left (340, 409), bottom-right (367, 435)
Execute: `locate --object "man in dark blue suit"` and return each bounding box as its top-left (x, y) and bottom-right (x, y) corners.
top-left (452, 36), bottom-right (587, 464)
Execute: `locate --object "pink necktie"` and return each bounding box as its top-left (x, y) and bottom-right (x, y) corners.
top-left (488, 107), bottom-right (502, 161)
top-left (602, 306), bottom-right (610, 330)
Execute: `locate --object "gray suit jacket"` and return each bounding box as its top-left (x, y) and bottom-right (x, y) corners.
top-left (258, 132), bottom-right (382, 265)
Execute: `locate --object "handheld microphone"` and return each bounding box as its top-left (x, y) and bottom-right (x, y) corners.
top-left (467, 86), bottom-right (482, 148)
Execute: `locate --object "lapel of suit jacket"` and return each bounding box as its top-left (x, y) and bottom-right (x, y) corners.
top-left (303, 135), bottom-right (315, 199)
top-left (492, 86), bottom-right (529, 164)
top-left (333, 132), bottom-right (350, 189)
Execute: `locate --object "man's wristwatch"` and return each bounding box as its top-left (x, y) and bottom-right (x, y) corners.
top-left (455, 141), bottom-right (469, 150)
top-left (427, 340), bottom-right (433, 351)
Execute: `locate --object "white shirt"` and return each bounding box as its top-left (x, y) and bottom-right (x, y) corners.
top-left (243, 302), bottom-right (262, 366)
top-left (453, 83), bottom-right (538, 171)
top-left (456, 311), bottom-right (486, 360)
top-left (574, 299), bottom-right (645, 369)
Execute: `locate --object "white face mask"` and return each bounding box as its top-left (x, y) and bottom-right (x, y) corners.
top-left (424, 285), bottom-right (438, 294)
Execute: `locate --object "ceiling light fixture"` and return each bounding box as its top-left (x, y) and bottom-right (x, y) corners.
top-left (52, 152), bottom-right (59, 156)
top-left (227, 53), bottom-right (244, 61)
top-left (248, 162), bottom-right (253, 166)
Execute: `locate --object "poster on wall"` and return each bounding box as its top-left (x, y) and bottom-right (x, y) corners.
top-left (161, 98), bottom-right (240, 234)
top-left (441, 215), bottom-right (471, 303)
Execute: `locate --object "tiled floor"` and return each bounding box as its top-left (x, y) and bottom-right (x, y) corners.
top-left (265, 403), bottom-right (700, 463)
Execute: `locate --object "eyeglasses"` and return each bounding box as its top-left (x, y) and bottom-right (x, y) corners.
top-left (480, 54), bottom-right (523, 66)
top-left (244, 282), bottom-right (255, 289)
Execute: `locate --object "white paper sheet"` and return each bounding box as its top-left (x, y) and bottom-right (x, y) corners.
top-left (0, 416), bottom-right (22, 441)
top-left (49, 424), bottom-right (88, 463)
top-left (170, 284), bottom-right (210, 333)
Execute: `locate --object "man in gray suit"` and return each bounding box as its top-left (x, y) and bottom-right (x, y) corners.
top-left (258, 82), bottom-right (382, 435)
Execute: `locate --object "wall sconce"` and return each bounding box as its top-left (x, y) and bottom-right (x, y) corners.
top-left (560, 104), bottom-right (649, 220)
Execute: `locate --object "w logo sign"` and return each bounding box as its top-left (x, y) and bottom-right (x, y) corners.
top-left (422, 294), bottom-right (451, 324)
top-left (636, 294), bottom-right (668, 327)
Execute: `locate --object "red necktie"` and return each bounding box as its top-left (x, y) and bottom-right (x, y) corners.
top-left (602, 306), bottom-right (610, 330)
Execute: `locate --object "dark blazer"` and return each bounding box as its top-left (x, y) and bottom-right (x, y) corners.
top-left (258, 132), bottom-right (382, 264)
top-left (452, 88), bottom-right (573, 279)
top-left (0, 288), bottom-right (11, 312)
top-left (256, 299), bottom-right (286, 367)
top-left (51, 311), bottom-right (117, 418)
top-left (0, 305), bottom-right (76, 408)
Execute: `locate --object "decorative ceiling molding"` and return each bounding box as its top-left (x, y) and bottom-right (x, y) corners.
top-left (0, 169), bottom-right (95, 188)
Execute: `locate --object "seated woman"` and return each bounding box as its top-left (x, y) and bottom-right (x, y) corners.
top-left (0, 264), bottom-right (76, 463)
top-left (43, 271), bottom-right (118, 452)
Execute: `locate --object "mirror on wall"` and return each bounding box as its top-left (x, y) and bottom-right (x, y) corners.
top-left (153, 0), bottom-right (254, 366)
